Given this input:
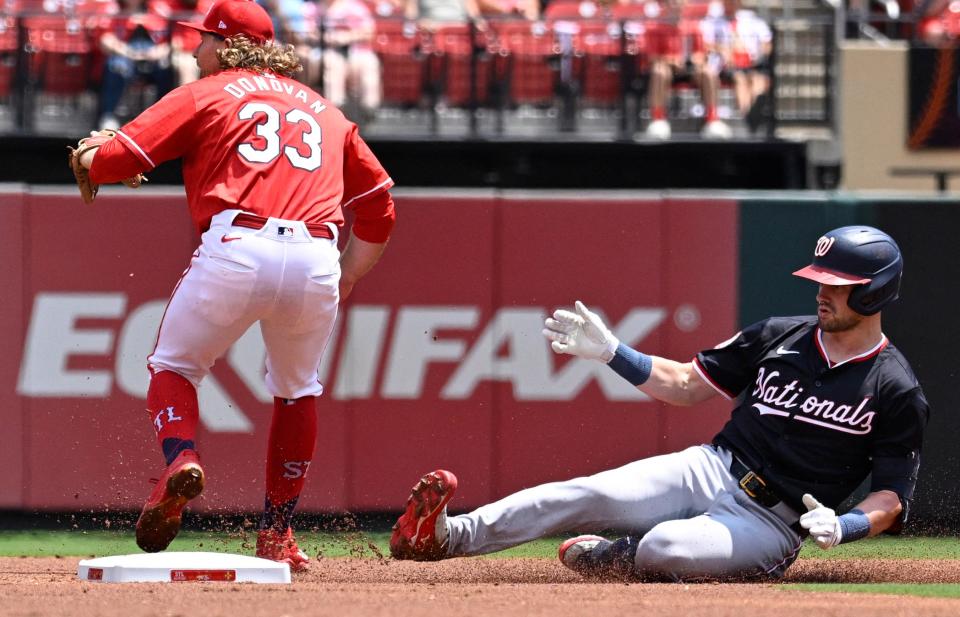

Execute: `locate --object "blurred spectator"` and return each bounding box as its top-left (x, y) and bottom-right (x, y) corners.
top-left (477, 0), bottom-right (538, 19)
top-left (405, 0), bottom-right (483, 29)
top-left (728, 3), bottom-right (770, 122)
top-left (321, 0), bottom-right (381, 121)
top-left (640, 0), bottom-right (731, 139)
top-left (168, 0), bottom-right (215, 86)
top-left (10, 0), bottom-right (113, 13)
top-left (96, 0), bottom-right (174, 129)
top-left (368, 0), bottom-right (404, 15)
top-left (263, 0), bottom-right (323, 86)
top-left (918, 0), bottom-right (960, 42)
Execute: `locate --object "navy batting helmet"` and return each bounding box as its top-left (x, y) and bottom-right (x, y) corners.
top-left (792, 225), bottom-right (903, 316)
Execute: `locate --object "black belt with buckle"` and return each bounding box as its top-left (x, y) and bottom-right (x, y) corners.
top-left (729, 456), bottom-right (783, 509)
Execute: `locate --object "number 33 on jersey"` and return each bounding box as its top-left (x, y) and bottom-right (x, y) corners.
top-left (96, 69), bottom-right (393, 234)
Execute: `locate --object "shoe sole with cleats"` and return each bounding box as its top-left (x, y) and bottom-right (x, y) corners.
top-left (135, 462), bottom-right (204, 553)
top-left (389, 469), bottom-right (457, 561)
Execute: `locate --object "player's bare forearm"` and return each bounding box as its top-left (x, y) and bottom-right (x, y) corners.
top-left (339, 232), bottom-right (387, 301)
top-left (638, 358), bottom-right (718, 407)
top-left (851, 490), bottom-right (903, 536)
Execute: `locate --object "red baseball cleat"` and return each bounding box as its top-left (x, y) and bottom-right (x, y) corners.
top-left (389, 469), bottom-right (457, 561)
top-left (256, 527), bottom-right (310, 572)
top-left (135, 450), bottom-right (205, 553)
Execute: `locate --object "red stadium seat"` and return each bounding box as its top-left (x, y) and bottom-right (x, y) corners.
top-left (610, 3), bottom-right (652, 71)
top-left (11, 0), bottom-right (51, 14)
top-left (575, 20), bottom-right (622, 107)
top-left (426, 24), bottom-right (492, 106)
top-left (24, 16), bottom-right (94, 95)
top-left (680, 0), bottom-right (711, 20)
top-left (0, 16), bottom-right (17, 98)
top-left (373, 18), bottom-right (426, 106)
top-left (490, 19), bottom-right (558, 106)
top-left (543, 0), bottom-right (602, 20)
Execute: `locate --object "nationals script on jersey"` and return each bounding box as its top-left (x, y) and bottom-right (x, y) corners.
top-left (696, 316), bottom-right (928, 512)
top-left (92, 69), bottom-right (393, 232)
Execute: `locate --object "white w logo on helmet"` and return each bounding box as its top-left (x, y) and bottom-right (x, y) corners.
top-left (814, 236), bottom-right (835, 257)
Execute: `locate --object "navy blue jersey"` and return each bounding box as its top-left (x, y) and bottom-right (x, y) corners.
top-left (695, 316), bottom-right (928, 513)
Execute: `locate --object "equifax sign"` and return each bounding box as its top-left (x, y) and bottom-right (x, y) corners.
top-left (17, 292), bottom-right (676, 432)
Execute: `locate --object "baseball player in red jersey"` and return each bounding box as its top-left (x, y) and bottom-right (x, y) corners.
top-left (75, 0), bottom-right (396, 571)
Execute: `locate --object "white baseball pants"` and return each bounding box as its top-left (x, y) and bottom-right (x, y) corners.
top-left (445, 445), bottom-right (804, 580)
top-left (148, 209), bottom-right (341, 399)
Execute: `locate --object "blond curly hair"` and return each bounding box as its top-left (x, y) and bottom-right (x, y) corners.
top-left (217, 34), bottom-right (303, 77)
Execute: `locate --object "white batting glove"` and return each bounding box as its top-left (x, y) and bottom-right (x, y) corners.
top-left (800, 493), bottom-right (842, 550)
top-left (542, 300), bottom-right (619, 362)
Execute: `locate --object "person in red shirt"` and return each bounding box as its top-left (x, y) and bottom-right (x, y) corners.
top-left (76, 0), bottom-right (396, 572)
top-left (96, 0), bottom-right (175, 129)
top-left (168, 0), bottom-right (217, 86)
top-left (637, 0), bottom-right (732, 140)
top-left (320, 0), bottom-right (382, 122)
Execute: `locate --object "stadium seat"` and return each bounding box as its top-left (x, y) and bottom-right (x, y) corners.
top-left (373, 18), bottom-right (426, 106)
top-left (425, 23), bottom-right (492, 107)
top-left (574, 20), bottom-right (622, 107)
top-left (13, 0), bottom-right (52, 14)
top-left (489, 19), bottom-right (558, 106)
top-left (609, 2), bottom-right (652, 78)
top-left (24, 16), bottom-right (93, 96)
top-left (0, 16), bottom-right (18, 99)
top-left (542, 0), bottom-right (602, 21)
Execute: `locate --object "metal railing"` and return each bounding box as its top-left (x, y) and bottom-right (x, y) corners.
top-left (0, 11), bottom-right (838, 139)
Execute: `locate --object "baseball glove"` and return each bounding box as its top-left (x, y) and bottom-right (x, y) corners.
top-left (67, 129), bottom-right (146, 204)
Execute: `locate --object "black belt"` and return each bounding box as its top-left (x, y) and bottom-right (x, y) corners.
top-left (725, 450), bottom-right (803, 532)
top-left (729, 457), bottom-right (785, 509)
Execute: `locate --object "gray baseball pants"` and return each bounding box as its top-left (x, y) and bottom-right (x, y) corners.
top-left (444, 445), bottom-right (803, 580)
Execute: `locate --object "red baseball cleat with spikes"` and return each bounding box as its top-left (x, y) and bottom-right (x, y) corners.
top-left (389, 469), bottom-right (458, 561)
top-left (135, 450), bottom-right (205, 553)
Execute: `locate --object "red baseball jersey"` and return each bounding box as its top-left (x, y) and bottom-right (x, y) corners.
top-left (91, 68), bottom-right (394, 233)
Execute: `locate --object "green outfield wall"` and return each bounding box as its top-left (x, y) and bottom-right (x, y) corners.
top-left (738, 195), bottom-right (959, 529)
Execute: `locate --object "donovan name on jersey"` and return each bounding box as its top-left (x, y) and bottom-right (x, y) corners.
top-left (222, 73), bottom-right (328, 116)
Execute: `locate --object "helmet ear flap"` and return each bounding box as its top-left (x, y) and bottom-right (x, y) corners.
top-left (848, 285), bottom-right (880, 316)
top-left (848, 271), bottom-right (902, 316)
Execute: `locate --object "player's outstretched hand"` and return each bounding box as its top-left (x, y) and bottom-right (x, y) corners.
top-left (800, 493), bottom-right (842, 550)
top-left (542, 300), bottom-right (619, 362)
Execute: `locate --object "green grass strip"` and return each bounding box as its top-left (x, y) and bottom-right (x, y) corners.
top-left (796, 536), bottom-right (960, 560)
top-left (0, 530), bottom-right (563, 559)
top-left (788, 583), bottom-right (960, 599)
top-left (0, 530), bottom-right (385, 558)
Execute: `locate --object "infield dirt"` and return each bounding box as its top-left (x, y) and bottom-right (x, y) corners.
top-left (3, 557), bottom-right (960, 617)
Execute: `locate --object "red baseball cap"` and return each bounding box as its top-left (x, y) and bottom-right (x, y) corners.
top-left (177, 0), bottom-right (274, 44)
